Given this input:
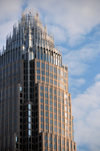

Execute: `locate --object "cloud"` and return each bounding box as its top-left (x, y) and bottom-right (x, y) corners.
top-left (26, 0), bottom-right (100, 46)
top-left (69, 78), bottom-right (85, 88)
top-left (62, 41), bottom-right (100, 76)
top-left (0, 0), bottom-right (27, 48)
top-left (72, 74), bottom-right (100, 151)
top-left (95, 73), bottom-right (100, 82)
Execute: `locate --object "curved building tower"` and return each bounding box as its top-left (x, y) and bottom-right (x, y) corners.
top-left (0, 12), bottom-right (77, 151)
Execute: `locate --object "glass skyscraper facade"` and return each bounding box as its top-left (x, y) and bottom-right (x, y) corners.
top-left (0, 12), bottom-right (77, 151)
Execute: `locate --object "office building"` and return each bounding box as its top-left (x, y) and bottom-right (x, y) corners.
top-left (0, 12), bottom-right (77, 151)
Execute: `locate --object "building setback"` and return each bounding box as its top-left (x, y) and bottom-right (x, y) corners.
top-left (0, 12), bottom-right (77, 151)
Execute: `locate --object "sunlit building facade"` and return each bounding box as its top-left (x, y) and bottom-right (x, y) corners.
top-left (0, 12), bottom-right (77, 151)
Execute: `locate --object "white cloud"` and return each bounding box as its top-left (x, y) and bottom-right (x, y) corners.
top-left (95, 73), bottom-right (100, 82)
top-left (26, 0), bottom-right (100, 46)
top-left (62, 41), bottom-right (100, 76)
top-left (0, 0), bottom-right (27, 48)
top-left (69, 78), bottom-right (85, 88)
top-left (72, 75), bottom-right (100, 151)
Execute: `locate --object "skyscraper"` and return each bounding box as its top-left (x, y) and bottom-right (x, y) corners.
top-left (0, 12), bottom-right (77, 151)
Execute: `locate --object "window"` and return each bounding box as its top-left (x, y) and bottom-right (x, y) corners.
top-left (54, 108), bottom-right (57, 113)
top-left (58, 110), bottom-right (60, 114)
top-left (65, 107), bottom-right (67, 111)
top-left (65, 101), bottom-right (67, 105)
top-left (28, 123), bottom-right (31, 129)
top-left (58, 129), bottom-right (61, 134)
top-left (65, 119), bottom-right (67, 123)
top-left (54, 138), bottom-right (57, 143)
top-left (42, 76), bottom-right (45, 81)
top-left (50, 73), bottom-right (53, 78)
top-left (49, 88), bottom-right (52, 93)
top-left (41, 124), bottom-right (44, 129)
top-left (58, 103), bottom-right (60, 108)
top-left (45, 112), bottom-right (48, 117)
top-left (54, 114), bottom-right (57, 119)
top-left (46, 125), bottom-right (48, 129)
top-left (41, 63), bottom-right (44, 69)
top-left (45, 99), bottom-right (48, 104)
top-left (20, 87), bottom-right (22, 91)
top-left (66, 125), bottom-right (68, 130)
top-left (61, 78), bottom-right (63, 82)
top-left (45, 87), bottom-right (48, 92)
top-left (41, 70), bottom-right (45, 75)
top-left (54, 127), bottom-right (57, 132)
top-left (37, 62), bottom-right (40, 68)
top-left (46, 72), bottom-right (49, 76)
top-left (54, 89), bottom-right (56, 94)
top-left (41, 111), bottom-right (44, 116)
top-left (45, 142), bottom-right (47, 147)
top-left (58, 116), bottom-right (61, 121)
top-left (50, 66), bottom-right (53, 72)
top-left (49, 94), bottom-right (52, 99)
top-left (64, 72), bottom-right (66, 78)
top-left (58, 82), bottom-right (60, 87)
top-left (49, 136), bottom-right (52, 141)
top-left (46, 78), bottom-right (49, 82)
top-left (50, 120), bottom-right (53, 124)
top-left (15, 137), bottom-right (18, 142)
top-left (58, 146), bottom-right (61, 150)
top-left (40, 92), bottom-right (43, 97)
top-left (50, 107), bottom-right (53, 112)
top-left (54, 96), bottom-right (56, 101)
top-left (46, 64), bottom-right (49, 70)
top-left (50, 113), bottom-right (53, 118)
top-left (50, 79), bottom-right (53, 84)
top-left (54, 144), bottom-right (57, 149)
top-left (54, 121), bottom-right (57, 126)
top-left (41, 117), bottom-right (44, 122)
top-left (54, 80), bottom-right (57, 85)
top-left (69, 108), bottom-right (71, 113)
top-left (58, 91), bottom-right (60, 96)
top-left (57, 69), bottom-right (60, 75)
top-left (45, 118), bottom-right (48, 123)
top-left (69, 120), bottom-right (71, 125)
top-left (62, 130), bottom-right (65, 135)
top-left (61, 70), bottom-right (63, 76)
top-left (37, 69), bottom-right (40, 74)
top-left (50, 126), bottom-right (53, 131)
top-left (40, 86), bottom-right (43, 91)
top-left (54, 74), bottom-right (57, 79)
top-left (45, 93), bottom-right (48, 98)
top-left (62, 111), bottom-right (64, 116)
top-left (62, 117), bottom-right (64, 122)
top-left (28, 117), bottom-right (31, 122)
top-left (62, 124), bottom-right (64, 129)
top-left (28, 110), bottom-right (31, 116)
top-left (41, 105), bottom-right (43, 109)
top-left (45, 135), bottom-right (47, 140)
top-left (65, 113), bottom-right (67, 117)
top-left (40, 98), bottom-right (43, 103)
top-left (49, 143), bottom-right (52, 148)
top-left (50, 101), bottom-right (52, 106)
top-left (28, 104), bottom-right (31, 110)
top-left (37, 75), bottom-right (40, 80)
top-left (54, 102), bottom-right (57, 107)
top-left (45, 106), bottom-right (48, 110)
top-left (28, 130), bottom-right (31, 136)
top-left (54, 67), bottom-right (56, 73)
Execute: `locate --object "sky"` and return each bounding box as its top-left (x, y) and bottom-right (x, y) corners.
top-left (0, 0), bottom-right (100, 150)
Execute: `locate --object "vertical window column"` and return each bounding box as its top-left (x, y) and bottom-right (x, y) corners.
top-left (28, 104), bottom-right (31, 136)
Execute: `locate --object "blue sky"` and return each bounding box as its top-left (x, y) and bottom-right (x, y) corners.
top-left (0, 0), bottom-right (100, 150)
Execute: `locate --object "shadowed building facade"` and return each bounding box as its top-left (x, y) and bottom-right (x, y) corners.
top-left (0, 12), bottom-right (77, 151)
